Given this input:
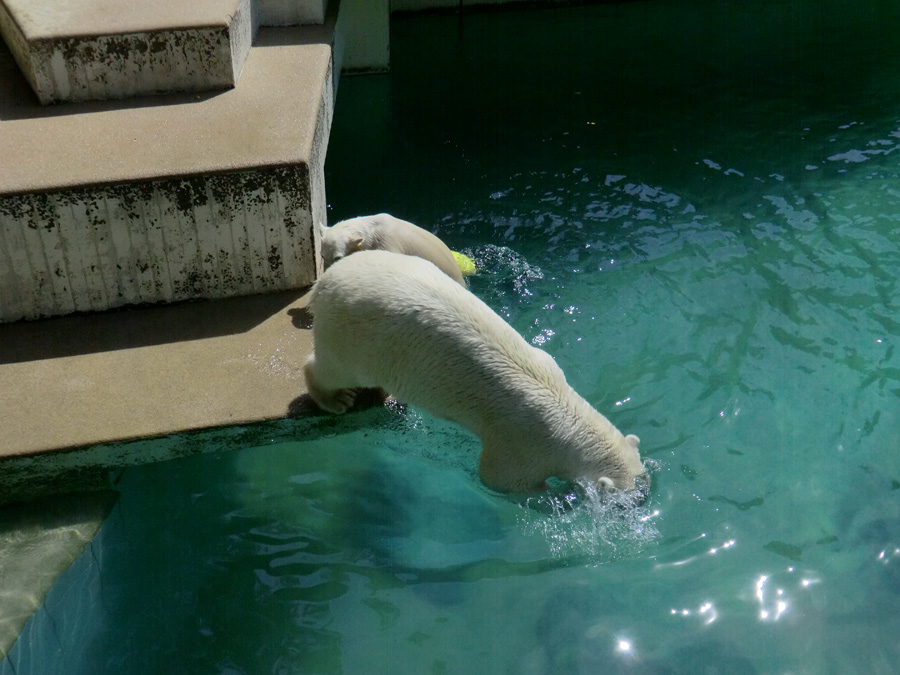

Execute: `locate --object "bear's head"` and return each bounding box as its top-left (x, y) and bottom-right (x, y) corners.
top-left (594, 434), bottom-right (648, 498)
top-left (320, 223), bottom-right (366, 269)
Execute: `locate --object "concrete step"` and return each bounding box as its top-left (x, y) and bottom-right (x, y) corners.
top-left (0, 15), bottom-right (336, 322)
top-left (0, 0), bottom-right (401, 326)
top-left (0, 286), bottom-right (317, 503)
top-left (0, 0), bottom-right (328, 104)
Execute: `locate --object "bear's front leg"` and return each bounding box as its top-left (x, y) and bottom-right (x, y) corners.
top-left (303, 357), bottom-right (358, 414)
top-left (478, 441), bottom-right (548, 493)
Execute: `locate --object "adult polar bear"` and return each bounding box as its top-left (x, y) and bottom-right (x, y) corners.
top-left (303, 250), bottom-right (645, 494)
top-left (320, 213), bottom-right (466, 286)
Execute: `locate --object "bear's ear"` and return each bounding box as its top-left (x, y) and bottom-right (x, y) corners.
top-left (318, 222), bottom-right (329, 237)
top-left (626, 434), bottom-right (641, 447)
top-left (347, 236), bottom-right (365, 253)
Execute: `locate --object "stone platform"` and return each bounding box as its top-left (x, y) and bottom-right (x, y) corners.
top-left (0, 2), bottom-right (340, 496)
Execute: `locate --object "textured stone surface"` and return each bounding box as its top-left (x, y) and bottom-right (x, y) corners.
top-left (0, 167), bottom-right (317, 321)
top-left (0, 0), bottom-right (336, 105)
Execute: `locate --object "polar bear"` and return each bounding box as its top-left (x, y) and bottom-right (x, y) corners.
top-left (303, 249), bottom-right (645, 494)
top-left (319, 213), bottom-right (466, 286)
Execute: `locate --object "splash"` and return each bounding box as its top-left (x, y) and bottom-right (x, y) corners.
top-left (466, 244), bottom-right (544, 298)
top-left (518, 468), bottom-right (661, 563)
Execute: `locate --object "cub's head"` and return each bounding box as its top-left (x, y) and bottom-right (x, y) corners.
top-left (320, 223), bottom-right (366, 269)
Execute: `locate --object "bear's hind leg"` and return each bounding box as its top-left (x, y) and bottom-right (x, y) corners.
top-left (304, 355), bottom-right (358, 414)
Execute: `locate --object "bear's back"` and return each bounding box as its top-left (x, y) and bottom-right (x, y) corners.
top-left (310, 250), bottom-right (565, 422)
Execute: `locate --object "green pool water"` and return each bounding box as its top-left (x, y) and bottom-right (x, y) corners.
top-left (5, 0), bottom-right (900, 672)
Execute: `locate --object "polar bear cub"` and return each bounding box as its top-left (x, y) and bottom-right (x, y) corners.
top-left (320, 213), bottom-right (465, 286)
top-left (303, 249), bottom-right (645, 494)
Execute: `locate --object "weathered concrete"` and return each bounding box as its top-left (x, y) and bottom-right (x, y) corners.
top-left (0, 167), bottom-right (320, 321)
top-left (0, 0), bottom-right (253, 104)
top-left (0, 21), bottom-right (335, 322)
top-left (0, 0), bottom-right (335, 105)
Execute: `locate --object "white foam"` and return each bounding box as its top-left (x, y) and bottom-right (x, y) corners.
top-left (518, 466), bottom-right (661, 563)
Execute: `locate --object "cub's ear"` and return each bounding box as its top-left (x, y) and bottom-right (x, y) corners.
top-left (626, 434), bottom-right (641, 447)
top-left (318, 222), bottom-right (329, 237)
top-left (347, 236), bottom-right (365, 253)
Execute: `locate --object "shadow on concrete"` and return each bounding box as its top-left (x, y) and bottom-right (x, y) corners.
top-left (0, 289), bottom-right (307, 364)
top-left (287, 306), bottom-right (314, 329)
top-left (253, 23), bottom-right (335, 50)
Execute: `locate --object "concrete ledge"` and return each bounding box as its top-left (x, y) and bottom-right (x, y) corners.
top-left (0, 23), bottom-right (335, 196)
top-left (0, 289), bottom-right (313, 457)
top-left (0, 288), bottom-right (318, 502)
top-left (0, 0), bottom-right (336, 105)
top-left (0, 166), bottom-right (321, 321)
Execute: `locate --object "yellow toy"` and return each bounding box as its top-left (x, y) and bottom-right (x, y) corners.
top-left (451, 251), bottom-right (476, 275)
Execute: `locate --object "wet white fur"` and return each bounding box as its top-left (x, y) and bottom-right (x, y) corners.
top-left (303, 250), bottom-right (644, 493)
top-left (319, 213), bottom-right (465, 286)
